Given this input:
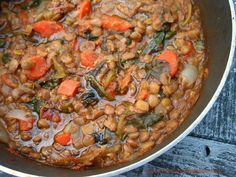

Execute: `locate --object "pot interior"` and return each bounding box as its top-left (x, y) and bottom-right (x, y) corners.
top-left (0, 0), bottom-right (233, 176)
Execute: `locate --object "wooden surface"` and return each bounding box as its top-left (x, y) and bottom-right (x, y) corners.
top-left (1, 2), bottom-right (236, 177)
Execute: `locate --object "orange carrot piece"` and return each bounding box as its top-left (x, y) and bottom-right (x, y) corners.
top-left (80, 50), bottom-right (98, 68)
top-left (137, 89), bottom-right (149, 100)
top-left (78, 0), bottom-right (92, 19)
top-left (157, 50), bottom-right (179, 77)
top-left (32, 20), bottom-right (63, 38)
top-left (57, 80), bottom-right (80, 97)
top-left (102, 15), bottom-right (133, 32)
top-left (19, 119), bottom-right (35, 131)
top-left (55, 133), bottom-right (71, 146)
top-left (1, 73), bottom-right (17, 88)
top-left (24, 56), bottom-right (48, 81)
top-left (119, 75), bottom-right (132, 90)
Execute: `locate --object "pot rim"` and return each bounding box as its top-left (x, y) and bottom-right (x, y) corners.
top-left (1, 0), bottom-right (236, 177)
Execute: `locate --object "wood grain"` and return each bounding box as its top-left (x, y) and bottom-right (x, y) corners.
top-left (121, 136), bottom-right (236, 177)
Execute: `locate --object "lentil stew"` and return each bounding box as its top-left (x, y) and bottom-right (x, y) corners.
top-left (0, 0), bottom-right (207, 170)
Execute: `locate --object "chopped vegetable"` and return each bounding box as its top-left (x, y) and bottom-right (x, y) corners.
top-left (19, 119), bottom-right (35, 131)
top-left (24, 56), bottom-right (49, 81)
top-left (2, 53), bottom-right (11, 64)
top-left (194, 40), bottom-right (205, 52)
top-left (119, 74), bottom-right (132, 91)
top-left (26, 97), bottom-right (43, 115)
top-left (180, 64), bottom-right (198, 86)
top-left (58, 80), bottom-right (80, 97)
top-left (1, 73), bottom-right (17, 88)
top-left (78, 0), bottom-right (92, 19)
top-left (93, 131), bottom-right (108, 145)
top-left (103, 70), bottom-right (115, 88)
top-left (127, 113), bottom-right (164, 128)
top-left (6, 109), bottom-right (28, 121)
top-left (52, 59), bottom-right (66, 79)
top-left (182, 2), bottom-right (192, 26)
top-left (55, 133), bottom-right (71, 146)
top-left (39, 79), bottom-right (61, 90)
top-left (157, 50), bottom-right (179, 77)
top-left (21, 0), bottom-right (41, 10)
top-left (84, 31), bottom-right (98, 41)
top-left (137, 89), bottom-right (149, 100)
top-left (0, 122), bottom-right (9, 144)
top-left (23, 34), bottom-right (48, 46)
top-left (32, 20), bottom-right (64, 38)
top-left (102, 15), bottom-right (133, 32)
top-left (86, 75), bottom-right (115, 101)
top-left (81, 89), bottom-right (99, 107)
top-left (80, 50), bottom-right (98, 68)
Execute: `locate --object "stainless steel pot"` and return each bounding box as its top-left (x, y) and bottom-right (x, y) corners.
top-left (0, 0), bottom-right (235, 176)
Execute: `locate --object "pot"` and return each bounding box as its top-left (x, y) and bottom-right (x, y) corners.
top-left (0, 0), bottom-right (235, 176)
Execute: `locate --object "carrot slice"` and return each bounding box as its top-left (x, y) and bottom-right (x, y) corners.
top-left (78, 0), bottom-right (92, 19)
top-left (157, 50), bottom-right (179, 77)
top-left (24, 56), bottom-right (48, 81)
top-left (80, 50), bottom-right (98, 68)
top-left (32, 20), bottom-right (63, 38)
top-left (19, 119), bottom-right (35, 131)
top-left (1, 73), bottom-right (17, 88)
top-left (137, 89), bottom-right (149, 100)
top-left (102, 15), bottom-right (133, 32)
top-left (55, 133), bottom-right (71, 146)
top-left (57, 80), bottom-right (80, 97)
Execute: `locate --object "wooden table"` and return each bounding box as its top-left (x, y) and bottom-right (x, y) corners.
top-left (1, 3), bottom-right (236, 177)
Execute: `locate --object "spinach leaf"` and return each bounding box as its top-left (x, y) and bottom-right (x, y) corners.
top-left (39, 79), bottom-right (61, 90)
top-left (2, 53), bottom-right (10, 64)
top-left (84, 31), bottom-right (98, 41)
top-left (21, 0), bottom-right (41, 10)
top-left (81, 89), bottom-right (99, 108)
top-left (127, 113), bottom-right (164, 128)
top-left (25, 97), bottom-right (43, 115)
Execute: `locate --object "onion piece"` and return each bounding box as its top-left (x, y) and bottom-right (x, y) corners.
top-left (0, 121), bottom-right (9, 144)
top-left (180, 64), bottom-right (198, 86)
top-left (6, 109), bottom-right (29, 121)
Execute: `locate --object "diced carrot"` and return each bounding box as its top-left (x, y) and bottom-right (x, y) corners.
top-left (71, 38), bottom-right (79, 51)
top-left (32, 20), bottom-right (63, 38)
top-left (78, 0), bottom-right (92, 19)
top-left (1, 73), bottom-right (17, 88)
top-left (157, 50), bottom-right (179, 77)
top-left (119, 74), bottom-right (132, 90)
top-left (80, 50), bottom-right (98, 68)
top-left (19, 11), bottom-right (29, 25)
top-left (24, 56), bottom-right (49, 81)
top-left (106, 82), bottom-right (117, 97)
top-left (137, 89), bottom-right (149, 100)
top-left (57, 80), bottom-right (80, 97)
top-left (55, 133), bottom-right (71, 146)
top-left (102, 15), bottom-right (133, 32)
top-left (19, 119), bottom-right (35, 131)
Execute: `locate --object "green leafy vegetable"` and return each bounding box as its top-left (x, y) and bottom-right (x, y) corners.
top-left (25, 97), bottom-right (43, 115)
top-left (86, 75), bottom-right (115, 101)
top-left (84, 31), bottom-right (98, 41)
top-left (2, 53), bottom-right (11, 64)
top-left (39, 79), bottom-right (61, 90)
top-left (194, 40), bottom-right (205, 51)
top-left (52, 58), bottom-right (66, 79)
top-left (21, 0), bottom-right (42, 10)
top-left (81, 89), bottom-right (99, 107)
top-left (127, 113), bottom-right (164, 128)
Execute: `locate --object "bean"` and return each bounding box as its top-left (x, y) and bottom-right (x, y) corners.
top-left (60, 54), bottom-right (73, 64)
top-left (148, 94), bottom-right (160, 108)
top-left (160, 73), bottom-right (171, 85)
top-left (149, 81), bottom-right (160, 94)
top-left (161, 98), bottom-right (173, 111)
top-left (169, 109), bottom-right (180, 120)
top-left (149, 132), bottom-right (161, 141)
top-left (83, 135), bottom-right (95, 146)
top-left (20, 131), bottom-right (32, 141)
top-left (104, 105), bottom-right (115, 115)
top-left (21, 146), bottom-right (33, 154)
top-left (166, 119), bottom-right (179, 131)
top-left (153, 121), bottom-right (166, 130)
top-left (128, 132), bottom-right (139, 139)
top-left (130, 31), bottom-right (142, 41)
top-left (21, 59), bottom-right (35, 70)
top-left (104, 116), bottom-right (117, 131)
top-left (122, 52), bottom-right (135, 60)
top-left (123, 144), bottom-right (133, 153)
top-left (33, 136), bottom-right (42, 144)
top-left (115, 105), bottom-right (125, 115)
top-left (139, 131), bottom-right (150, 143)
top-left (41, 147), bottom-right (52, 157)
top-left (140, 141), bottom-right (155, 152)
top-left (80, 41), bottom-right (95, 52)
top-left (8, 59), bottom-right (19, 73)
top-left (29, 152), bottom-right (41, 159)
top-left (135, 100), bottom-right (149, 112)
top-left (37, 119), bottom-right (50, 129)
top-left (127, 138), bottom-right (137, 148)
top-left (124, 125), bottom-right (137, 134)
